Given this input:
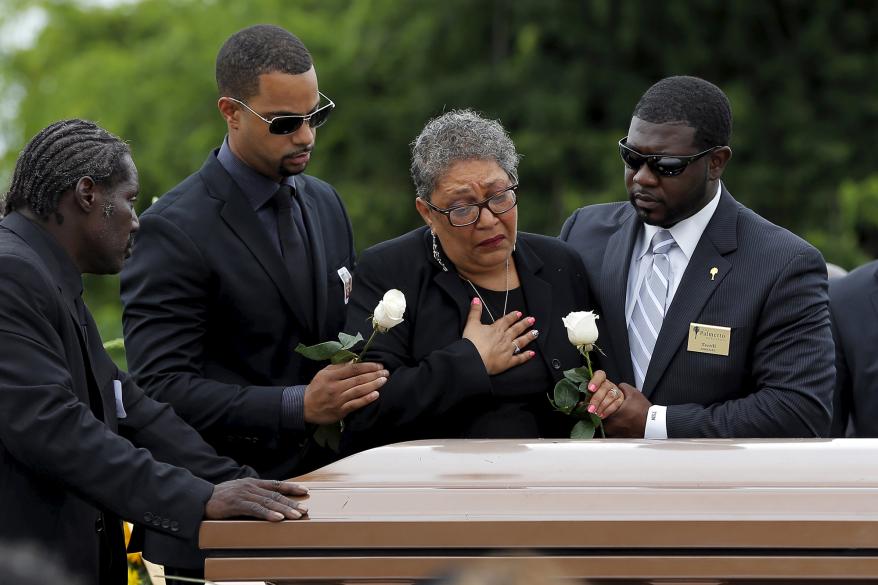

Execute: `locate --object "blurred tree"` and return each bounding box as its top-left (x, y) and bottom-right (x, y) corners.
top-left (1, 0), bottom-right (877, 348)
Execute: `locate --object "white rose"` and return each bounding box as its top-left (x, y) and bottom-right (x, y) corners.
top-left (372, 289), bottom-right (406, 332)
top-left (562, 311), bottom-right (599, 350)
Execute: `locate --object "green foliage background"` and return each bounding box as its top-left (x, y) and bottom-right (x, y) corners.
top-left (1, 0), bottom-right (877, 349)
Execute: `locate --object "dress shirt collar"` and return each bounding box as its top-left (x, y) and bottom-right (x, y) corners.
top-left (636, 181), bottom-right (722, 262)
top-left (217, 137), bottom-right (297, 211)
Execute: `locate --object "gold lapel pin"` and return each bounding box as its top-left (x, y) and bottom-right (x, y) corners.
top-left (709, 267), bottom-right (718, 281)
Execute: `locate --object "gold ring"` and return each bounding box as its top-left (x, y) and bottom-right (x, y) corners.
top-left (512, 341), bottom-right (521, 355)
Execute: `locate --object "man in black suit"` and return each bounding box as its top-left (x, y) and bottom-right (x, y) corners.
top-left (0, 119), bottom-right (308, 585)
top-left (560, 76), bottom-right (833, 438)
top-left (121, 24), bottom-right (387, 478)
top-left (829, 260), bottom-right (878, 436)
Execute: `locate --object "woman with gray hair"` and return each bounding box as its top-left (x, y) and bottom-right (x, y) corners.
top-left (341, 109), bottom-right (621, 453)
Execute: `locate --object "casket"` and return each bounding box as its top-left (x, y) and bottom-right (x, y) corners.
top-left (200, 439), bottom-right (878, 583)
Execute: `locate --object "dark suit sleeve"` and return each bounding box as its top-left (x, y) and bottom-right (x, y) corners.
top-left (666, 247), bottom-right (834, 437)
top-left (558, 208), bottom-right (581, 240)
top-left (117, 371), bottom-right (255, 482)
top-left (828, 299), bottom-right (852, 437)
top-left (341, 247), bottom-right (492, 452)
top-left (0, 255), bottom-right (213, 541)
top-left (122, 213), bottom-right (290, 438)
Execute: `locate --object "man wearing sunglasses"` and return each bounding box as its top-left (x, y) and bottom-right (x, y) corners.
top-left (120, 25), bottom-right (386, 575)
top-left (560, 75), bottom-right (833, 439)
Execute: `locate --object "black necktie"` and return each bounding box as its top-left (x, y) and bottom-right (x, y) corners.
top-left (274, 184), bottom-right (314, 329)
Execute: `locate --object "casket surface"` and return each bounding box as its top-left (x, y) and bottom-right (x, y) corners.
top-left (201, 439), bottom-right (878, 583)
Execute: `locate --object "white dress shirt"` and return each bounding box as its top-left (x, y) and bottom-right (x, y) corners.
top-left (625, 182), bottom-right (722, 438)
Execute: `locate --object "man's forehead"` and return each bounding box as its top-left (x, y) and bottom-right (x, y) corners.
top-left (627, 117), bottom-right (697, 152)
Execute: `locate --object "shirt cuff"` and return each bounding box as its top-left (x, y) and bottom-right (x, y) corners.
top-left (644, 405), bottom-right (668, 439)
top-left (280, 385), bottom-right (306, 432)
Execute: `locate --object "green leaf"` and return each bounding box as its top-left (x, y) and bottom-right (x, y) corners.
top-left (338, 331), bottom-right (364, 350)
top-left (295, 340), bottom-right (343, 361)
top-left (313, 423), bottom-right (342, 452)
top-left (570, 418), bottom-right (596, 439)
top-left (553, 378), bottom-right (580, 412)
top-left (563, 366), bottom-right (590, 384)
top-left (330, 349), bottom-right (359, 364)
top-left (571, 401), bottom-right (591, 418)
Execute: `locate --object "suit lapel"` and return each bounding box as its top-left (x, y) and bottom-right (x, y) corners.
top-left (201, 155), bottom-right (311, 332)
top-left (298, 184), bottom-right (328, 339)
top-left (642, 189), bottom-right (739, 398)
top-left (515, 239), bottom-right (555, 373)
top-left (600, 208), bottom-right (640, 385)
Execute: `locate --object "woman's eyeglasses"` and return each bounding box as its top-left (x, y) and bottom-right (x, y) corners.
top-left (225, 92), bottom-right (336, 135)
top-left (619, 137), bottom-right (720, 177)
top-left (420, 185), bottom-right (518, 227)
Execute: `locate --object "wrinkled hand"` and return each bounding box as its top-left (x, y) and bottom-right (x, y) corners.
top-left (602, 383), bottom-right (651, 437)
top-left (583, 370), bottom-right (625, 420)
top-left (304, 362), bottom-right (388, 424)
top-left (462, 298), bottom-right (538, 375)
top-left (205, 478), bottom-right (309, 522)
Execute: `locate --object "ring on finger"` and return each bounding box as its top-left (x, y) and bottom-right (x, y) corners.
top-left (512, 341), bottom-right (521, 355)
top-left (609, 387), bottom-right (622, 400)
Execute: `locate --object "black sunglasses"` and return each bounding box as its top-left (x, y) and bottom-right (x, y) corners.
top-left (226, 92), bottom-right (336, 135)
top-left (619, 137), bottom-right (720, 177)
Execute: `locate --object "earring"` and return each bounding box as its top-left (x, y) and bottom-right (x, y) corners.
top-left (431, 230), bottom-right (448, 272)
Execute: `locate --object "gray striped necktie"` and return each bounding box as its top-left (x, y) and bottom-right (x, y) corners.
top-left (628, 229), bottom-right (676, 389)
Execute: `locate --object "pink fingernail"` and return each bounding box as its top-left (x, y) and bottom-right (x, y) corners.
top-left (472, 298), bottom-right (481, 305)
top-left (588, 384), bottom-right (596, 391)
top-left (528, 317), bottom-right (535, 325)
top-left (587, 405), bottom-right (596, 413)
top-left (528, 351), bottom-right (535, 357)
top-left (516, 311), bottom-right (522, 318)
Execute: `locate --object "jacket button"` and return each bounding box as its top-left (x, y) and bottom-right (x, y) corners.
top-left (143, 512), bottom-right (153, 523)
top-left (170, 521), bottom-right (179, 532)
top-left (153, 518), bottom-right (161, 527)
top-left (551, 358), bottom-right (561, 370)
top-left (95, 516), bottom-right (104, 533)
top-left (162, 518), bottom-right (171, 529)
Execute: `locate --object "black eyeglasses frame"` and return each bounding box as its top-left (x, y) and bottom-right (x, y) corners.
top-left (419, 185), bottom-right (519, 227)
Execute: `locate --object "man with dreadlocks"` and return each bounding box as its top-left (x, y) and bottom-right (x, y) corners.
top-left (0, 119), bottom-right (310, 585)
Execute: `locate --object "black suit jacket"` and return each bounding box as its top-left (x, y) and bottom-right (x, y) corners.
top-left (560, 188), bottom-right (833, 437)
top-left (120, 150), bottom-right (355, 478)
top-left (0, 213), bottom-right (249, 585)
top-left (341, 227), bottom-right (594, 453)
top-left (829, 260), bottom-right (878, 436)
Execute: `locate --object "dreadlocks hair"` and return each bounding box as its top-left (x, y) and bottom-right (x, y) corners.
top-left (632, 76), bottom-right (732, 150)
top-left (216, 24), bottom-right (313, 100)
top-left (2, 119), bottom-right (131, 223)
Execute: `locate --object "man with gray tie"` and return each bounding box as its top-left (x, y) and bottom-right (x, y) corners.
top-left (560, 76), bottom-right (833, 438)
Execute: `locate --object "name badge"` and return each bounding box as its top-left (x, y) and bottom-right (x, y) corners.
top-left (113, 379), bottom-right (127, 419)
top-left (337, 266), bottom-right (353, 305)
top-left (687, 323), bottom-right (731, 356)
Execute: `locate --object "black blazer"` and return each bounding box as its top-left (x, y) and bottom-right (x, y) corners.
top-left (0, 213), bottom-right (248, 585)
top-left (560, 187), bottom-right (833, 437)
top-left (341, 227), bottom-right (594, 453)
top-left (829, 260), bottom-right (878, 436)
top-left (120, 150), bottom-right (355, 478)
